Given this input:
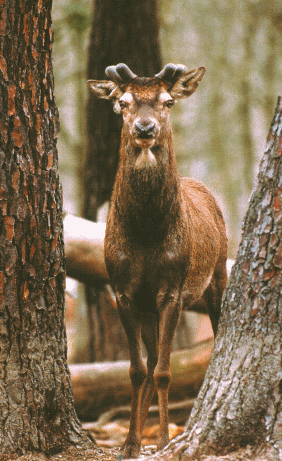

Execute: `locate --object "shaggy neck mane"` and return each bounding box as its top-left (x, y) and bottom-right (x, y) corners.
top-left (114, 132), bottom-right (181, 244)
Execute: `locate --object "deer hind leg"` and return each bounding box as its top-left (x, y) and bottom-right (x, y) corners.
top-left (154, 291), bottom-right (182, 450)
top-left (116, 295), bottom-right (147, 459)
top-left (140, 314), bottom-right (159, 431)
top-left (203, 262), bottom-right (227, 336)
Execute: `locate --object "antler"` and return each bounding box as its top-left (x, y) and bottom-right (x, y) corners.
top-left (155, 63), bottom-right (188, 84)
top-left (105, 63), bottom-right (189, 86)
top-left (105, 63), bottom-right (137, 84)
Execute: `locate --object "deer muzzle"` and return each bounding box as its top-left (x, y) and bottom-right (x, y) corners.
top-left (134, 121), bottom-right (156, 139)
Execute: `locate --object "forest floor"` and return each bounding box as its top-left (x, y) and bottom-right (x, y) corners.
top-left (9, 421), bottom-right (184, 461)
top-left (10, 444), bottom-right (157, 461)
top-left (8, 446), bottom-right (151, 461)
top-left (84, 419), bottom-right (184, 452)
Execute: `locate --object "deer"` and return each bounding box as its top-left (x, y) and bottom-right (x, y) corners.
top-left (88, 63), bottom-right (227, 459)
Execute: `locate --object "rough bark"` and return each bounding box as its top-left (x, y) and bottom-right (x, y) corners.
top-left (146, 97), bottom-right (282, 461)
top-left (84, 0), bottom-right (163, 363)
top-left (0, 1), bottom-right (92, 458)
top-left (70, 339), bottom-right (213, 421)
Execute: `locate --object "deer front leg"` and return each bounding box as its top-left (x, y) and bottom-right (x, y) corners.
top-left (116, 295), bottom-right (147, 459)
top-left (154, 292), bottom-right (182, 450)
top-left (140, 315), bottom-right (159, 431)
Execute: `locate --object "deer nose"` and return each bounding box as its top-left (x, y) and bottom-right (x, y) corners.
top-left (134, 121), bottom-right (156, 139)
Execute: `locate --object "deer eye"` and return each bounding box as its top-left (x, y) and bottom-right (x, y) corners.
top-left (119, 100), bottom-right (127, 110)
top-left (165, 99), bottom-right (175, 108)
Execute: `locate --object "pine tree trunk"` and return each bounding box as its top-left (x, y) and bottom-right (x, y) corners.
top-left (150, 97), bottom-right (282, 461)
top-left (85, 0), bottom-right (162, 220)
top-left (0, 2), bottom-right (91, 458)
top-left (84, 0), bottom-right (162, 362)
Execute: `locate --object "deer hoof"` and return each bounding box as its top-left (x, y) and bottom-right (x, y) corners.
top-left (157, 434), bottom-right (170, 451)
top-left (123, 440), bottom-right (141, 459)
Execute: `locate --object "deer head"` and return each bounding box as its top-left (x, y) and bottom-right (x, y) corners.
top-left (88, 63), bottom-right (205, 164)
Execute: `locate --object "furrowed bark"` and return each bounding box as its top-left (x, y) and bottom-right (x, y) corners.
top-left (0, 1), bottom-right (91, 458)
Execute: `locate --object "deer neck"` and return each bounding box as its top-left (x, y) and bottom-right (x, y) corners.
top-left (113, 132), bottom-right (180, 242)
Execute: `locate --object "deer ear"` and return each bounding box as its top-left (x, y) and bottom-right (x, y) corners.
top-left (87, 80), bottom-right (124, 100)
top-left (169, 66), bottom-right (206, 99)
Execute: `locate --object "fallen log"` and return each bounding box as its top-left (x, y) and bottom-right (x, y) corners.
top-left (87, 396), bottom-right (196, 429)
top-left (70, 338), bottom-right (213, 421)
top-left (82, 399), bottom-right (194, 448)
top-left (64, 214), bottom-right (109, 283)
top-left (64, 214), bottom-right (234, 289)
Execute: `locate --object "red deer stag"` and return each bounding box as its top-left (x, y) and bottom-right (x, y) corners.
top-left (88, 63), bottom-right (227, 459)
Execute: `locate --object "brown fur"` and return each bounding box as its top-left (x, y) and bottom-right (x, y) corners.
top-left (88, 65), bottom-right (227, 459)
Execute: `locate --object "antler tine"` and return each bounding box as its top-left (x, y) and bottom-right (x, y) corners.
top-left (173, 64), bottom-right (189, 79)
top-left (105, 65), bottom-right (123, 84)
top-left (155, 63), bottom-right (188, 83)
top-left (116, 63), bottom-right (137, 81)
top-left (155, 63), bottom-right (176, 81)
top-left (105, 63), bottom-right (137, 84)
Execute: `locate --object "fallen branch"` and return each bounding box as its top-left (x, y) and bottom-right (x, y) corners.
top-left (64, 214), bottom-right (109, 283)
top-left (85, 397), bottom-right (196, 429)
top-left (64, 214), bottom-right (234, 290)
top-left (70, 339), bottom-right (213, 421)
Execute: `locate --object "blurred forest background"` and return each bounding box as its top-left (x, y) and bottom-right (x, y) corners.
top-left (52, 0), bottom-right (282, 363)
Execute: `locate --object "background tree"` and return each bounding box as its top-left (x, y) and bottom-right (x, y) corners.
top-left (0, 1), bottom-right (94, 459)
top-left (149, 97), bottom-right (282, 461)
top-left (83, 0), bottom-right (163, 362)
top-left (52, 0), bottom-right (94, 364)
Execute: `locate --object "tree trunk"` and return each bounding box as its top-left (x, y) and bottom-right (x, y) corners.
top-left (84, 0), bottom-right (163, 362)
top-left (149, 96), bottom-right (282, 461)
top-left (0, 2), bottom-right (92, 458)
top-left (85, 0), bottom-right (162, 220)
